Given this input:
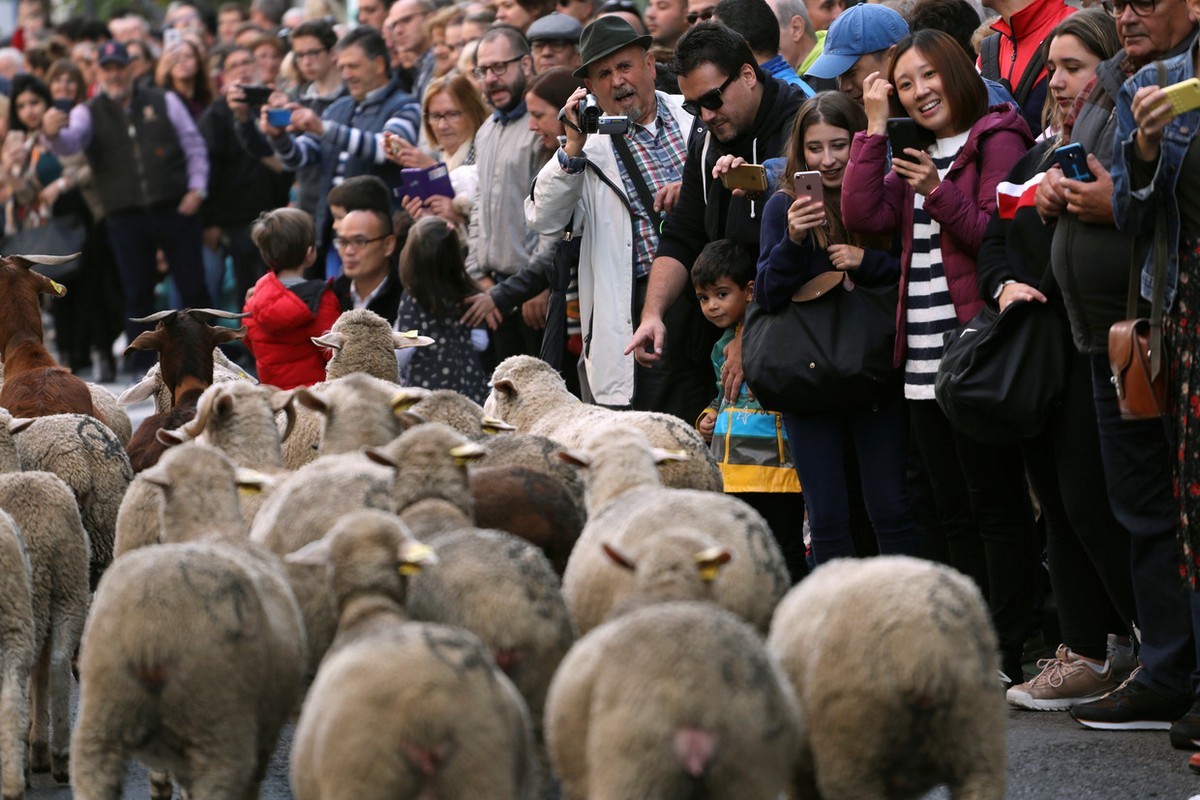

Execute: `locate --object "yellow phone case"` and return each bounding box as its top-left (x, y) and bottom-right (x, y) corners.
top-left (1162, 78), bottom-right (1200, 116)
top-left (720, 164), bottom-right (768, 193)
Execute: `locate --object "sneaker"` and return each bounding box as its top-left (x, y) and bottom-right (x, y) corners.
top-left (1007, 645), bottom-right (1117, 711)
top-left (1170, 696), bottom-right (1200, 750)
top-left (1107, 634), bottom-right (1138, 683)
top-left (1070, 667), bottom-right (1191, 730)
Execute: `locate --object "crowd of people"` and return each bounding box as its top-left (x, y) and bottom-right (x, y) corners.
top-left (5, 0), bottom-right (1200, 775)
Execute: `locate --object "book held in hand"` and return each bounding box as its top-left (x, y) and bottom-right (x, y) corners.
top-left (399, 163), bottom-right (455, 202)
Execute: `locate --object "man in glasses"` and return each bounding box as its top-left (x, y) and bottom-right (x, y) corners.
top-left (527, 12), bottom-right (584, 74)
top-left (466, 25), bottom-right (558, 362)
top-left (977, 0), bottom-right (1076, 133)
top-left (625, 22), bottom-right (808, 408)
top-left (1031, 0), bottom-right (1200, 733)
top-left (385, 0), bottom-right (435, 100)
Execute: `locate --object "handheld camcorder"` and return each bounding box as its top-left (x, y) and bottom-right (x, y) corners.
top-left (577, 94), bottom-right (629, 135)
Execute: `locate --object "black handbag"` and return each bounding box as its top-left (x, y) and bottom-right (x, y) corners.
top-left (935, 298), bottom-right (1071, 446)
top-left (0, 214), bottom-right (86, 282)
top-left (743, 271), bottom-right (900, 415)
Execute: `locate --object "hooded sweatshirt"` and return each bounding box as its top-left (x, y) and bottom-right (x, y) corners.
top-left (243, 271), bottom-right (341, 389)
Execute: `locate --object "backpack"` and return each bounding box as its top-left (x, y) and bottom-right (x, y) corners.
top-left (979, 32), bottom-right (1046, 109)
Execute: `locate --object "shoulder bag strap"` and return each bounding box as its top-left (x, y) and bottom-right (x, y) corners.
top-left (1012, 46), bottom-right (1046, 107)
top-left (611, 133), bottom-right (664, 233)
top-left (980, 33), bottom-right (1003, 84)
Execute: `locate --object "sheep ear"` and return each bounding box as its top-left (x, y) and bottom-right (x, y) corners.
top-left (490, 378), bottom-right (517, 398)
top-left (285, 536), bottom-right (334, 566)
top-left (396, 411), bottom-right (425, 430)
top-left (235, 468), bottom-right (273, 495)
top-left (398, 540), bottom-right (438, 575)
top-left (602, 542), bottom-right (635, 571)
top-left (393, 330), bottom-right (435, 349)
top-left (212, 325), bottom-right (247, 345)
top-left (363, 446), bottom-right (397, 468)
top-left (118, 375), bottom-right (159, 404)
top-left (391, 389), bottom-right (424, 412)
top-left (480, 416), bottom-right (516, 435)
top-left (311, 332), bottom-right (344, 351)
top-left (156, 428), bottom-right (189, 447)
top-left (125, 329), bottom-right (164, 353)
top-left (449, 442), bottom-right (486, 465)
top-left (7, 417), bottom-right (35, 435)
top-left (270, 389), bottom-right (298, 443)
top-left (558, 448), bottom-right (591, 468)
top-left (693, 547), bottom-right (733, 582)
top-left (140, 463), bottom-right (170, 490)
top-left (650, 448), bottom-right (690, 464)
top-left (295, 387), bottom-right (331, 414)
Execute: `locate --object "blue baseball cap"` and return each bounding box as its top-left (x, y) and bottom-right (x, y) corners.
top-left (805, 4), bottom-right (909, 80)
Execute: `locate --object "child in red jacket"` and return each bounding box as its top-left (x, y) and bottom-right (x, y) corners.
top-left (243, 208), bottom-right (341, 389)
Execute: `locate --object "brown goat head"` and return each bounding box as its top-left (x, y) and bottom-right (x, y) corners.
top-left (0, 254), bottom-right (76, 356)
top-left (125, 308), bottom-right (248, 400)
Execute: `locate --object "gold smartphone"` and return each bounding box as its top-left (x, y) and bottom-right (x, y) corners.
top-left (1161, 78), bottom-right (1200, 116)
top-left (720, 163), bottom-right (769, 193)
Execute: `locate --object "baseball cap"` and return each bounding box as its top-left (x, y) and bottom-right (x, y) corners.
top-left (97, 40), bottom-right (132, 67)
top-left (805, 4), bottom-right (908, 80)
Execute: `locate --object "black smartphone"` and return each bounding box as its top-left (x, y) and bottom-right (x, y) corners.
top-left (52, 98), bottom-right (73, 112)
top-left (239, 84), bottom-right (273, 107)
top-left (1053, 142), bottom-right (1095, 183)
top-left (887, 117), bottom-right (936, 163)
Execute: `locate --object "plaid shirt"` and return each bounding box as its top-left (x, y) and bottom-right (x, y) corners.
top-left (614, 102), bottom-right (689, 277)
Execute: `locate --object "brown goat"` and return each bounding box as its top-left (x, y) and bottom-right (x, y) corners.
top-left (0, 254), bottom-right (95, 419)
top-left (124, 309), bottom-right (248, 473)
top-left (470, 465), bottom-right (583, 576)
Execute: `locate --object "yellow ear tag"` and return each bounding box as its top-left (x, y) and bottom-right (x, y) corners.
top-left (693, 547), bottom-right (729, 582)
top-left (399, 542), bottom-right (435, 575)
top-left (399, 562), bottom-right (423, 576)
top-left (697, 562), bottom-right (721, 582)
top-left (398, 329), bottom-right (419, 338)
top-left (392, 391), bottom-right (421, 412)
top-left (238, 484), bottom-right (263, 496)
top-left (449, 443), bottom-right (485, 465)
top-left (50, 280), bottom-right (65, 295)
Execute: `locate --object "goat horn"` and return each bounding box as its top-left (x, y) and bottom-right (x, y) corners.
top-left (129, 310), bottom-right (179, 323)
top-left (7, 253), bottom-right (80, 267)
top-left (182, 386), bottom-right (218, 437)
top-left (189, 308), bottom-right (250, 320)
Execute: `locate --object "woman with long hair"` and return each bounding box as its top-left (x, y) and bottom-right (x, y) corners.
top-left (155, 38), bottom-right (216, 121)
top-left (842, 29), bottom-right (1037, 686)
top-left (757, 91), bottom-right (916, 569)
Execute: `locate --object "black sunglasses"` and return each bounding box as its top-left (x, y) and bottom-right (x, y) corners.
top-left (686, 6), bottom-right (716, 24)
top-left (681, 73), bottom-right (735, 117)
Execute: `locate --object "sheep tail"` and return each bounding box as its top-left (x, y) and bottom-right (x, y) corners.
top-left (673, 727), bottom-right (717, 777)
top-left (131, 661), bottom-right (170, 694)
top-left (492, 647), bottom-right (522, 673)
top-left (404, 741), bottom-right (451, 777)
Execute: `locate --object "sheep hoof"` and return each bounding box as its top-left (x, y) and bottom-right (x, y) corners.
top-left (51, 752), bottom-right (68, 784)
top-left (28, 742), bottom-right (48, 772)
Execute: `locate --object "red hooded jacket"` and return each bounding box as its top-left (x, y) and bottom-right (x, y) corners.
top-left (243, 271), bottom-right (341, 389)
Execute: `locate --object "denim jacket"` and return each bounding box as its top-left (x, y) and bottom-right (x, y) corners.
top-left (1112, 39), bottom-right (1200, 312)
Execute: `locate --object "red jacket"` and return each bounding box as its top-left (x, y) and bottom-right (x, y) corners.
top-left (982, 0), bottom-right (1075, 100)
top-left (243, 272), bottom-right (341, 389)
top-left (841, 104), bottom-right (1034, 365)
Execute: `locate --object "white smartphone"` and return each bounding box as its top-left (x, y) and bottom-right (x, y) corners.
top-left (163, 27), bottom-right (182, 51)
top-left (793, 171), bottom-right (825, 205)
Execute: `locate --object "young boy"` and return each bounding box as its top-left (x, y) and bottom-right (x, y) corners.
top-left (243, 208), bottom-right (341, 389)
top-left (693, 239), bottom-right (806, 582)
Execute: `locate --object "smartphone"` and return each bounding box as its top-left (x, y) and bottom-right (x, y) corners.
top-left (1053, 142), bottom-right (1095, 183)
top-left (51, 98), bottom-right (73, 112)
top-left (793, 170), bottom-right (825, 206)
top-left (163, 27), bottom-right (182, 51)
top-left (720, 163), bottom-right (769, 193)
top-left (239, 84), bottom-right (273, 107)
top-left (887, 117), bottom-right (935, 163)
top-left (1161, 77), bottom-right (1200, 116)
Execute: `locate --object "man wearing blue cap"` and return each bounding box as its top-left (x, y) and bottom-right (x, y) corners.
top-left (803, 1), bottom-right (908, 103)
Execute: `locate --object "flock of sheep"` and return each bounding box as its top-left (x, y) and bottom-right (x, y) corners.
top-left (0, 253), bottom-right (1008, 799)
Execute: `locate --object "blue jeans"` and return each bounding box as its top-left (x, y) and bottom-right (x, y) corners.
top-left (1090, 355), bottom-right (1196, 698)
top-left (783, 394), bottom-right (917, 564)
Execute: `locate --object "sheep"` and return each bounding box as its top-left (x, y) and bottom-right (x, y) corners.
top-left (0, 444), bottom-right (91, 785)
top-left (559, 425), bottom-right (790, 636)
top-left (766, 556), bottom-right (1005, 800)
top-left (477, 431), bottom-right (586, 518)
top-left (0, 508), bottom-right (37, 800)
top-left (286, 510), bottom-right (536, 800)
top-left (122, 308), bottom-right (250, 472)
top-left (8, 412), bottom-right (132, 588)
top-left (86, 384), bottom-right (131, 446)
top-left (486, 355), bottom-right (722, 491)
top-left (0, 253), bottom-right (96, 420)
top-left (314, 307), bottom-right (434, 382)
top-left (71, 443), bottom-right (306, 800)
top-left (470, 465), bottom-right (582, 577)
top-left (545, 601), bottom-right (799, 800)
top-left (405, 388), bottom-right (514, 440)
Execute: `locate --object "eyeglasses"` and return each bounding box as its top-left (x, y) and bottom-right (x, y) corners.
top-left (224, 58), bottom-right (253, 70)
top-left (472, 54), bottom-right (524, 79)
top-left (681, 73), bottom-right (735, 117)
top-left (294, 47), bottom-right (327, 60)
top-left (387, 11), bottom-right (426, 30)
top-left (425, 109), bottom-right (463, 123)
top-left (332, 234), bottom-right (389, 251)
top-left (686, 6), bottom-right (716, 24)
top-left (1103, 0), bottom-right (1156, 16)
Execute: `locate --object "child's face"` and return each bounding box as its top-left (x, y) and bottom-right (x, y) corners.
top-left (694, 276), bottom-right (753, 330)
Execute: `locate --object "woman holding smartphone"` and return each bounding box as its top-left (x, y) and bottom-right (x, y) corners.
top-left (757, 91), bottom-right (917, 565)
top-left (841, 29), bottom-right (1036, 686)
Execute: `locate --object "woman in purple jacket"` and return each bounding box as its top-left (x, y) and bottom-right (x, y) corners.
top-left (841, 29), bottom-right (1037, 687)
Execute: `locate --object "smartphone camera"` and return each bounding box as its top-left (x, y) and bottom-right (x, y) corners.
top-left (577, 94), bottom-right (629, 135)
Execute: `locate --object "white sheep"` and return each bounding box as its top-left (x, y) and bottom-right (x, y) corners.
top-left (313, 307), bottom-right (434, 382)
top-left (286, 510), bottom-right (536, 800)
top-left (8, 412), bottom-right (133, 587)
top-left (0, 508), bottom-right (37, 799)
top-left (767, 556), bottom-right (1005, 799)
top-left (87, 383), bottom-right (132, 445)
top-left (560, 425), bottom-right (789, 635)
top-left (71, 443), bottom-right (306, 800)
top-left (485, 355), bottom-right (722, 491)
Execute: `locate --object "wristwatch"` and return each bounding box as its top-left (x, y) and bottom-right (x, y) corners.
top-left (192, 188), bottom-right (208, 200)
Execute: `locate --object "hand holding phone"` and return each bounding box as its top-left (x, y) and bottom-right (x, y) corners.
top-left (887, 117), bottom-right (935, 163)
top-left (1160, 77), bottom-right (1200, 116)
top-left (1053, 142), bottom-right (1095, 183)
top-left (720, 163), bottom-right (768, 194)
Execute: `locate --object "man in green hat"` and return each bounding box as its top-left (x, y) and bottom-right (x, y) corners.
top-left (524, 15), bottom-right (706, 419)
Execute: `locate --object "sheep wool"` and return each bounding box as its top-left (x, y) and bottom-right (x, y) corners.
top-left (545, 601), bottom-right (799, 800)
top-left (287, 511), bottom-right (536, 800)
top-left (485, 355), bottom-right (723, 491)
top-left (477, 431), bottom-right (586, 520)
top-left (87, 383), bottom-right (132, 446)
top-left (0, 508), bottom-right (36, 800)
top-left (767, 556), bottom-right (1005, 799)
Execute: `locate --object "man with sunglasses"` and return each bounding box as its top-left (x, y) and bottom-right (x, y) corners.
top-left (625, 22), bottom-right (808, 406)
top-left (525, 16), bottom-right (701, 415)
top-left (1031, 0), bottom-right (1200, 734)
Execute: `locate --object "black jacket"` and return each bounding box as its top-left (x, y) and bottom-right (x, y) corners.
top-left (199, 98), bottom-right (293, 227)
top-left (331, 269), bottom-right (403, 325)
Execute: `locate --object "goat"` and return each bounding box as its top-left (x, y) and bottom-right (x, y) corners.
top-left (0, 254), bottom-right (95, 419)
top-left (124, 309), bottom-right (249, 473)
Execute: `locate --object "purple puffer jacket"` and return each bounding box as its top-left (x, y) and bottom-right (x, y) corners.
top-left (841, 104), bottom-right (1033, 365)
